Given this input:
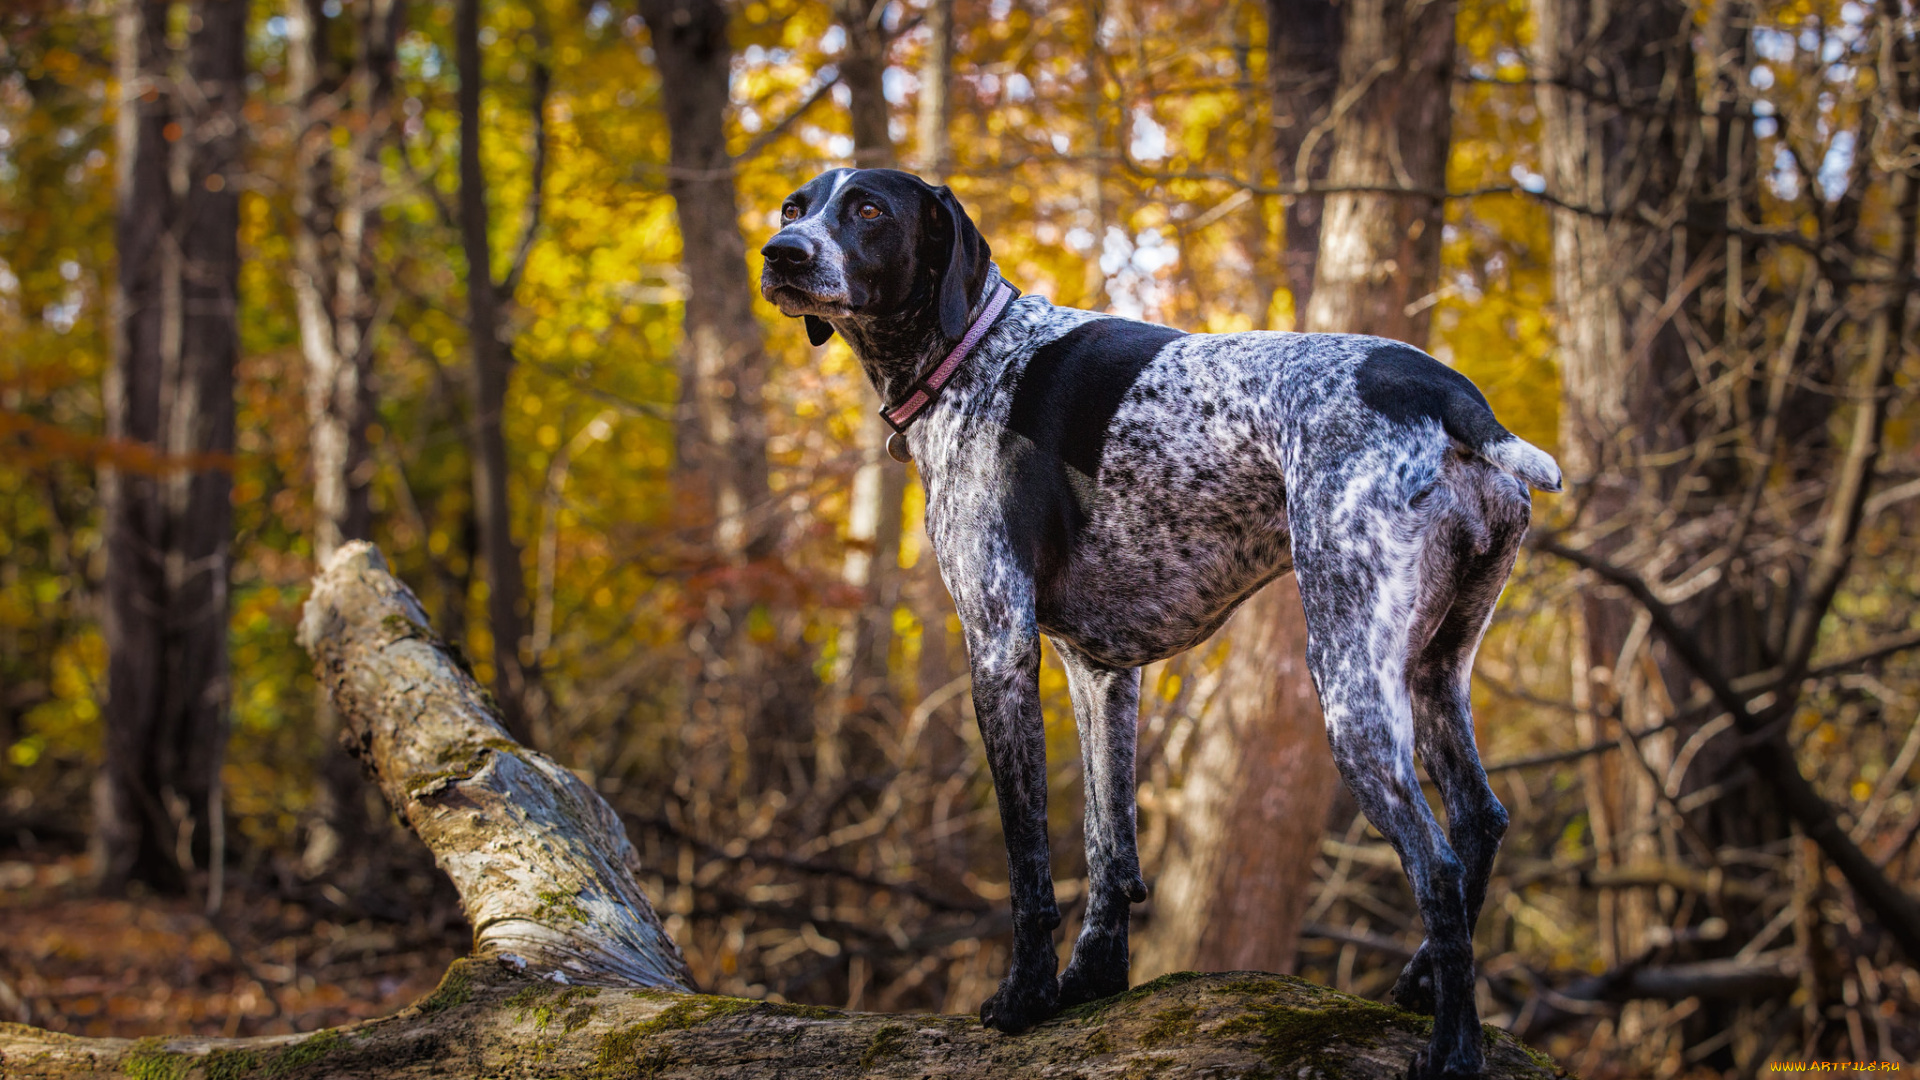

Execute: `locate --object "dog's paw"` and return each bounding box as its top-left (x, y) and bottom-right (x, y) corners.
top-left (1057, 957), bottom-right (1129, 1009)
top-left (1389, 947), bottom-right (1437, 1015)
top-left (979, 970), bottom-right (1060, 1034)
top-left (1404, 1046), bottom-right (1485, 1080)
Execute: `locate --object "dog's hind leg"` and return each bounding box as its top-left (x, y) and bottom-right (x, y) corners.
top-left (1293, 537), bottom-right (1483, 1080)
top-left (1390, 491), bottom-right (1527, 1019)
top-left (1055, 644), bottom-right (1147, 1008)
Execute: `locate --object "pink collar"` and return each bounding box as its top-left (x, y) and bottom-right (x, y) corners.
top-left (880, 280), bottom-right (1016, 462)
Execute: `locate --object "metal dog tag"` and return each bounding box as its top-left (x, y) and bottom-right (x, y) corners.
top-left (887, 431), bottom-right (913, 464)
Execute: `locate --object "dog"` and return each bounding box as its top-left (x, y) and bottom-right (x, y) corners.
top-left (759, 168), bottom-right (1560, 1079)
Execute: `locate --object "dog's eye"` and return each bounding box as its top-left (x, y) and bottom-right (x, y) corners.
top-left (857, 203), bottom-right (881, 220)
top-left (782, 204), bottom-right (801, 222)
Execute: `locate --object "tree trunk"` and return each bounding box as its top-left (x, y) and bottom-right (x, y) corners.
top-left (1530, 0), bottom-right (1700, 971)
top-left (820, 0), bottom-right (908, 787)
top-left (915, 0), bottom-right (953, 179)
top-left (94, 0), bottom-right (245, 898)
top-left (289, 0), bottom-right (398, 564)
top-left (457, 0), bottom-right (540, 747)
top-left (1267, 0), bottom-right (1341, 326)
top-left (1300, 0), bottom-right (1456, 343)
top-left (0, 543), bottom-right (1562, 1080)
top-left (642, 0), bottom-right (797, 802)
top-left (286, 0), bottom-right (402, 884)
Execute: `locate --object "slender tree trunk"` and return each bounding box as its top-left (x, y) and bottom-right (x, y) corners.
top-left (457, 0), bottom-right (538, 746)
top-left (287, 0), bottom-right (402, 881)
top-left (1134, 576), bottom-right (1338, 978)
top-left (819, 0), bottom-right (908, 787)
top-left (1300, 0), bottom-right (1457, 343)
top-left (915, 0), bottom-right (953, 179)
top-left (833, 0), bottom-right (893, 167)
top-left (642, 0), bottom-right (794, 802)
top-left (1081, 0), bottom-right (1111, 311)
top-left (1268, 0), bottom-right (1341, 327)
top-left (96, 0), bottom-right (245, 898)
top-left (289, 0), bottom-right (398, 564)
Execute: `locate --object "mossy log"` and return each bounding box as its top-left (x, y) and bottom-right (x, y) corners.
top-left (0, 543), bottom-right (1566, 1079)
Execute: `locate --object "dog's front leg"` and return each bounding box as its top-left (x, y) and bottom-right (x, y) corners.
top-left (967, 621), bottom-right (1062, 1033)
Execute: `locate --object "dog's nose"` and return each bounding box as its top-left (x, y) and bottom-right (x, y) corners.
top-left (761, 233), bottom-right (815, 268)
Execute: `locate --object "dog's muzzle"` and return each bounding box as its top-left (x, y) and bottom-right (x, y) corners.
top-left (759, 231), bottom-right (849, 315)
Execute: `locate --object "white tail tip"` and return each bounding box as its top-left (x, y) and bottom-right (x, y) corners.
top-left (1482, 435), bottom-right (1563, 493)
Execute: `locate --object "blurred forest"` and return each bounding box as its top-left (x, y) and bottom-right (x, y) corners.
top-left (1, 0), bottom-right (1918, 1075)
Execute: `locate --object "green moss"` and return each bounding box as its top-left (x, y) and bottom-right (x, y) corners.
top-left (760, 1001), bottom-right (839, 1020)
top-left (506, 983), bottom-right (556, 1015)
top-left (123, 1039), bottom-right (192, 1080)
top-left (561, 988), bottom-right (604, 1033)
top-left (564, 1000), bottom-right (601, 1033)
top-left (1217, 999), bottom-right (1427, 1072)
top-left (535, 887), bottom-right (591, 924)
top-left (1209, 974), bottom-right (1301, 996)
top-left (1137, 1003), bottom-right (1202, 1048)
top-left (1084, 1029), bottom-right (1113, 1055)
top-left (1058, 970), bottom-right (1211, 1020)
top-left (381, 613), bottom-right (426, 640)
top-left (261, 1029), bottom-right (344, 1078)
top-left (596, 1023), bottom-right (648, 1073)
top-left (858, 1023), bottom-right (907, 1070)
top-left (202, 1048), bottom-right (262, 1080)
top-left (519, 985), bottom-right (601, 1031)
top-left (416, 964), bottom-right (474, 1014)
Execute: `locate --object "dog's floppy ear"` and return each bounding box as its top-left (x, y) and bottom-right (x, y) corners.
top-left (932, 185), bottom-right (991, 341)
top-left (804, 314), bottom-right (835, 346)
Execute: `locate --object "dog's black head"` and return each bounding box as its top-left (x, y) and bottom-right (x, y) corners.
top-left (759, 168), bottom-right (991, 352)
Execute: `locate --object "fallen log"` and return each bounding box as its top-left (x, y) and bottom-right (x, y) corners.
top-left (0, 542), bottom-right (1564, 1079)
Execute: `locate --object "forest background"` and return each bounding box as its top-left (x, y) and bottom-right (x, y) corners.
top-left (2, 0), bottom-right (1919, 1075)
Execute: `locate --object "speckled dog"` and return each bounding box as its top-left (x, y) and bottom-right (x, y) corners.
top-left (759, 168), bottom-right (1561, 1080)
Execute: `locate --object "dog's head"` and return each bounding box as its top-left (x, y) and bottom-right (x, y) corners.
top-left (759, 168), bottom-right (991, 348)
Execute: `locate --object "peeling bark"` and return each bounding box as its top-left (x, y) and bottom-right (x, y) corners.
top-left (0, 544), bottom-right (1564, 1078)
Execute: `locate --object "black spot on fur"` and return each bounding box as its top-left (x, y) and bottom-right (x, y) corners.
top-left (1008, 318), bottom-right (1187, 478)
top-left (999, 318), bottom-right (1184, 588)
top-left (1355, 342), bottom-right (1510, 452)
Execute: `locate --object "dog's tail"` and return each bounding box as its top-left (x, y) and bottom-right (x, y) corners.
top-left (1475, 432), bottom-right (1563, 493)
top-left (1355, 343), bottom-right (1564, 493)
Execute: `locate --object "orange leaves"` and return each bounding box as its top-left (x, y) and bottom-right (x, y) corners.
top-left (0, 408), bottom-right (235, 476)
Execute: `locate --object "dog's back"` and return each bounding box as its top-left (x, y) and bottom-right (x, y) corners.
top-left (920, 306), bottom-right (1552, 671)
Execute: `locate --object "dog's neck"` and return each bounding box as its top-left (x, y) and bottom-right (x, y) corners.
top-left (832, 264), bottom-right (1007, 409)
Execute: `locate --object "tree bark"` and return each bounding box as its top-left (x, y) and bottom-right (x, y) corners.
top-left (820, 0), bottom-right (909, 787)
top-left (289, 0), bottom-right (399, 564)
top-left (457, 0), bottom-right (541, 746)
top-left (642, 0), bottom-right (798, 801)
top-left (0, 543), bottom-right (1562, 1080)
top-left (915, 0), bottom-right (953, 179)
top-left (95, 0), bottom-right (246, 897)
top-left (1300, 0), bottom-right (1456, 343)
top-left (286, 0), bottom-right (402, 884)
top-left (1266, 0), bottom-right (1341, 326)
